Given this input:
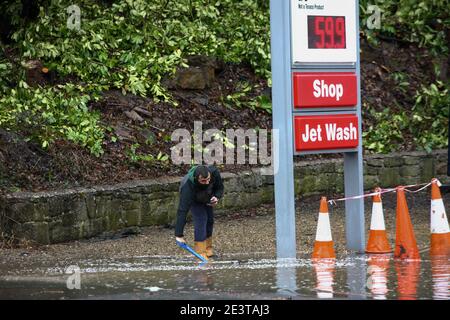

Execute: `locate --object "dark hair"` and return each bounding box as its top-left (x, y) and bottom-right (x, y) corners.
top-left (194, 165), bottom-right (210, 180)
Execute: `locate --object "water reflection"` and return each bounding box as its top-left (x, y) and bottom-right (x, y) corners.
top-left (431, 257), bottom-right (449, 300)
top-left (312, 259), bottom-right (335, 299)
top-left (276, 258), bottom-right (298, 297)
top-left (346, 255), bottom-right (367, 300)
top-left (395, 259), bottom-right (420, 300)
top-left (173, 266), bottom-right (215, 292)
top-left (367, 255), bottom-right (390, 300)
top-left (2, 252), bottom-right (448, 299)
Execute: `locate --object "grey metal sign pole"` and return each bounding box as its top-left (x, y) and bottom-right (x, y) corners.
top-left (344, 1), bottom-right (365, 253)
top-left (270, 0), bottom-right (297, 259)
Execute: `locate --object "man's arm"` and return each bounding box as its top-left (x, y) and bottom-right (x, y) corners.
top-left (212, 168), bottom-right (224, 199)
top-left (175, 183), bottom-right (193, 237)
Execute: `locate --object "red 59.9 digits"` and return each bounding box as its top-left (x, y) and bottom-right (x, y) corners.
top-left (308, 16), bottom-right (346, 49)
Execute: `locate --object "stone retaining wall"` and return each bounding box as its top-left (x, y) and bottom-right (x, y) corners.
top-left (1, 150), bottom-right (448, 244)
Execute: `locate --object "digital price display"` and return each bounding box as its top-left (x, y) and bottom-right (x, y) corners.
top-left (307, 16), bottom-right (346, 49)
top-left (291, 0), bottom-right (356, 64)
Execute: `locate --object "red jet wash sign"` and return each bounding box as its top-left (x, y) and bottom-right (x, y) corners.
top-left (293, 72), bottom-right (357, 108)
top-left (294, 114), bottom-right (359, 151)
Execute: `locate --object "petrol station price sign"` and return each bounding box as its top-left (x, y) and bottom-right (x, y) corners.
top-left (291, 0), bottom-right (357, 64)
top-left (290, 0), bottom-right (361, 154)
top-left (270, 0), bottom-right (365, 257)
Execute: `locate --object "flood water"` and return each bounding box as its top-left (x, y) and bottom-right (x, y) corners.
top-left (0, 251), bottom-right (448, 300)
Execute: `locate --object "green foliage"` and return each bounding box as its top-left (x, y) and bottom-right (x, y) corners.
top-left (0, 0), bottom-right (448, 157)
top-left (222, 81), bottom-right (253, 109)
top-left (363, 108), bottom-right (410, 153)
top-left (8, 1), bottom-right (186, 99)
top-left (364, 81), bottom-right (449, 153)
top-left (0, 83), bottom-right (105, 156)
top-left (410, 81), bottom-right (449, 152)
top-left (0, 0), bottom-right (272, 155)
top-left (0, 60), bottom-right (16, 94)
top-left (126, 143), bottom-right (169, 164)
top-left (221, 82), bottom-right (272, 113)
top-left (249, 95), bottom-right (272, 114)
top-left (360, 0), bottom-right (449, 153)
top-left (360, 0), bottom-right (449, 56)
top-left (5, 0), bottom-right (271, 97)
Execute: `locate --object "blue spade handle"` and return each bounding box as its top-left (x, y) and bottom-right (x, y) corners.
top-left (176, 240), bottom-right (208, 263)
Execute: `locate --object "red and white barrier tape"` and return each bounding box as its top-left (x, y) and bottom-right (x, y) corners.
top-left (328, 178), bottom-right (441, 206)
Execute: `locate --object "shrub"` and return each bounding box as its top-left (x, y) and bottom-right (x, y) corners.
top-left (0, 82), bottom-right (105, 156)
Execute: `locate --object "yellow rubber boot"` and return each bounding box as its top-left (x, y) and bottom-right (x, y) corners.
top-left (194, 241), bottom-right (209, 261)
top-left (205, 237), bottom-right (214, 257)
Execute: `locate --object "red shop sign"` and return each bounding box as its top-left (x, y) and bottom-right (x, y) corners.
top-left (293, 72), bottom-right (357, 108)
top-left (294, 114), bottom-right (359, 151)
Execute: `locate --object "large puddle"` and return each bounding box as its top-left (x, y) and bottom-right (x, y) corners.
top-left (0, 251), bottom-right (448, 300)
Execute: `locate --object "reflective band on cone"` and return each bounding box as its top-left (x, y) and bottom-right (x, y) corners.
top-left (367, 255), bottom-right (390, 300)
top-left (394, 187), bottom-right (420, 260)
top-left (430, 179), bottom-right (450, 256)
top-left (431, 257), bottom-right (450, 300)
top-left (312, 197), bottom-right (336, 259)
top-left (366, 188), bottom-right (392, 254)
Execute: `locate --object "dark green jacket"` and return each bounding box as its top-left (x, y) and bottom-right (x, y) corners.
top-left (175, 165), bottom-right (224, 237)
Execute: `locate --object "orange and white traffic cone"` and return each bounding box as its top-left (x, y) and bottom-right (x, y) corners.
top-left (312, 197), bottom-right (336, 259)
top-left (430, 178), bottom-right (450, 257)
top-left (366, 188), bottom-right (392, 254)
top-left (394, 187), bottom-right (420, 260)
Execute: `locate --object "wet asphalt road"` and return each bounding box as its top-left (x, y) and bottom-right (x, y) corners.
top-left (0, 253), bottom-right (448, 300)
top-left (0, 192), bottom-right (448, 300)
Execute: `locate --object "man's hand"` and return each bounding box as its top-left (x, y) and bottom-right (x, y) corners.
top-left (209, 196), bottom-right (219, 207)
top-left (176, 237), bottom-right (186, 243)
